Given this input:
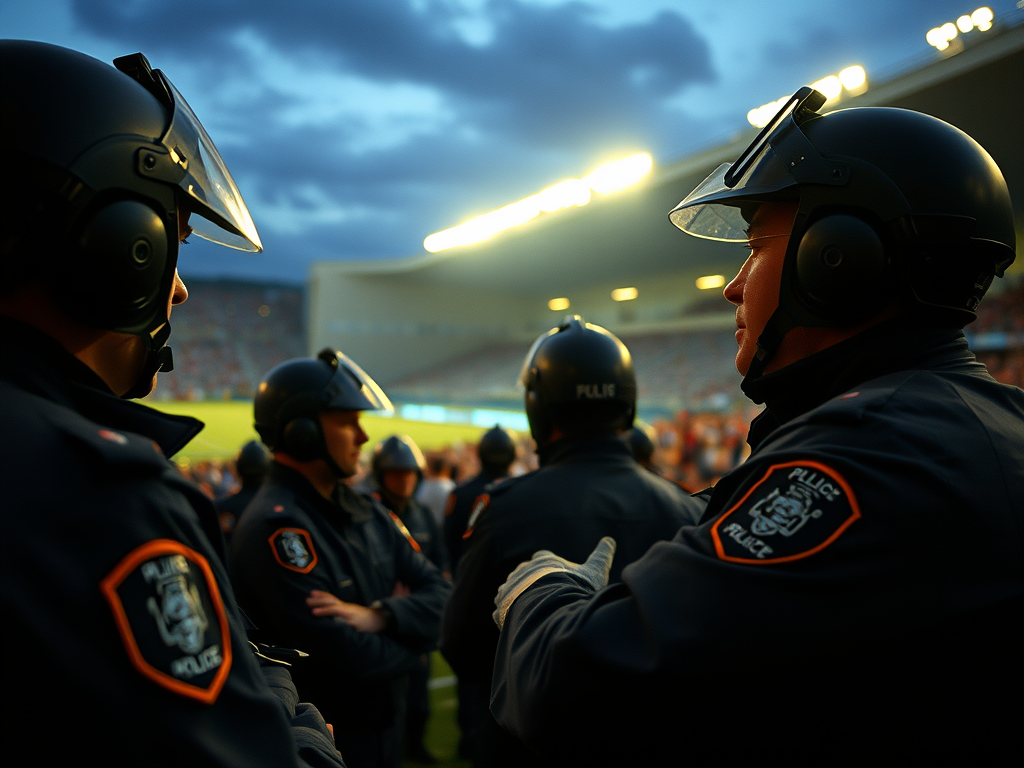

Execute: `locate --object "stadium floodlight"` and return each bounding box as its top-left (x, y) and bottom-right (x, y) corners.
top-left (695, 275), bottom-right (726, 290)
top-left (548, 297), bottom-right (570, 311)
top-left (927, 7), bottom-right (993, 50)
top-left (746, 66), bottom-right (866, 128)
top-left (423, 152), bottom-right (654, 253)
top-left (611, 287), bottom-right (639, 302)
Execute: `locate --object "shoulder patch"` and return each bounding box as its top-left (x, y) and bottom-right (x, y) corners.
top-left (462, 493), bottom-right (490, 540)
top-left (388, 511), bottom-right (423, 552)
top-left (100, 540), bottom-right (233, 704)
top-left (268, 528), bottom-right (319, 572)
top-left (711, 461), bottom-right (860, 564)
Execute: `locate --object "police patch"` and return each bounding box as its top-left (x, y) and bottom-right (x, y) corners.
top-left (269, 528), bottom-right (318, 573)
top-left (463, 494), bottom-right (489, 539)
top-left (101, 540), bottom-right (232, 704)
top-left (711, 461), bottom-right (860, 564)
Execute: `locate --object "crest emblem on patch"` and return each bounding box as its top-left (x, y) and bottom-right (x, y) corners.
top-left (101, 540), bottom-right (232, 704)
top-left (711, 461), bottom-right (860, 564)
top-left (269, 528), bottom-right (318, 573)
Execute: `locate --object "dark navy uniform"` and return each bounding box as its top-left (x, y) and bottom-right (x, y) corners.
top-left (441, 434), bottom-right (703, 766)
top-left (491, 320), bottom-right (1024, 765)
top-left (215, 483), bottom-right (260, 550)
top-left (443, 470), bottom-right (506, 573)
top-left (229, 463), bottom-right (451, 768)
top-left (1, 319), bottom-right (343, 768)
top-left (372, 492), bottom-right (449, 577)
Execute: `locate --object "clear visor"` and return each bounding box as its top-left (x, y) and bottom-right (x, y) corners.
top-left (327, 351), bottom-right (395, 414)
top-left (161, 76), bottom-right (263, 252)
top-left (668, 163), bottom-right (751, 242)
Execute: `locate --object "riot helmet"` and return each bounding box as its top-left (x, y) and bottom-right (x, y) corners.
top-left (669, 87), bottom-right (1017, 382)
top-left (235, 440), bottom-right (271, 486)
top-left (520, 315), bottom-right (636, 444)
top-left (254, 348), bottom-right (393, 471)
top-left (371, 435), bottom-right (427, 489)
top-left (477, 425), bottom-right (517, 474)
top-left (1, 40), bottom-right (262, 396)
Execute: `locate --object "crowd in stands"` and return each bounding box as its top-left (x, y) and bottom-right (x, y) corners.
top-left (153, 279), bottom-right (306, 401)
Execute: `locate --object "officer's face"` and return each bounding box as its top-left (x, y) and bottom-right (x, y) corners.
top-left (723, 202), bottom-right (798, 376)
top-left (321, 410), bottom-right (369, 478)
top-left (382, 469), bottom-right (418, 501)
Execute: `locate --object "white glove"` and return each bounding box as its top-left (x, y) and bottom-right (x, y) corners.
top-left (492, 536), bottom-right (616, 630)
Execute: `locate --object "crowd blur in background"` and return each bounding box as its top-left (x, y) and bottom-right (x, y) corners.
top-left (171, 276), bottom-right (1024, 499)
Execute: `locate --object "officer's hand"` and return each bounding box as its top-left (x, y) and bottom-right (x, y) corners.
top-left (492, 536), bottom-right (616, 631)
top-left (307, 590), bottom-right (386, 633)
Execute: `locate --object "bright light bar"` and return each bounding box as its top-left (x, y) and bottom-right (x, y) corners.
top-left (548, 297), bottom-right (570, 311)
top-left (611, 287), bottom-right (638, 302)
top-left (928, 7), bottom-right (993, 50)
top-left (747, 65), bottom-right (867, 128)
top-left (423, 152), bottom-right (653, 253)
top-left (696, 274), bottom-right (726, 290)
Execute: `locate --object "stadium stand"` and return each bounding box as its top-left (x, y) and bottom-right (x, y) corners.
top-left (153, 278), bottom-right (306, 401)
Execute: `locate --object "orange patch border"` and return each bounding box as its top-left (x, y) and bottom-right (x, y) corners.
top-left (100, 539), bottom-right (233, 704)
top-left (388, 511), bottom-right (423, 552)
top-left (711, 460), bottom-right (860, 565)
top-left (268, 527), bottom-right (319, 573)
top-left (463, 493), bottom-right (490, 540)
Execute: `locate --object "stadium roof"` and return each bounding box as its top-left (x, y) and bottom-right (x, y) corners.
top-left (319, 19), bottom-right (1024, 301)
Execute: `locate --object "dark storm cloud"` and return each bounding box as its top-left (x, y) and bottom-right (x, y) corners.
top-left (72, 0), bottom-right (714, 149)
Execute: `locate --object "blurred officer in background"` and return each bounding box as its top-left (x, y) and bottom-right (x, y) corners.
top-left (441, 424), bottom-right (517, 760)
top-left (441, 316), bottom-right (704, 767)
top-left (622, 419), bottom-right (659, 474)
top-left (0, 40), bottom-right (342, 766)
top-left (230, 350), bottom-right (451, 768)
top-left (215, 439), bottom-right (271, 547)
top-left (490, 89), bottom-right (1023, 765)
top-left (368, 433), bottom-right (448, 765)
top-left (444, 425), bottom-right (518, 572)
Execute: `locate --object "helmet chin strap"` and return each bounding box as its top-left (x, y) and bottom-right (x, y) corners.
top-left (121, 321), bottom-right (174, 400)
top-left (740, 309), bottom-right (796, 403)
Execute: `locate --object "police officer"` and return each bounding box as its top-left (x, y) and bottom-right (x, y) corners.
top-left (444, 425), bottom-right (518, 572)
top-left (440, 316), bottom-right (703, 767)
top-left (0, 40), bottom-right (342, 766)
top-left (489, 89), bottom-right (1023, 765)
top-left (215, 439), bottom-right (271, 547)
top-left (368, 433), bottom-right (448, 765)
top-left (229, 351), bottom-right (451, 768)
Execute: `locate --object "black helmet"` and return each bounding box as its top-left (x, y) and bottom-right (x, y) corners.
top-left (254, 348), bottom-right (392, 464)
top-left (669, 87), bottom-right (1017, 380)
top-left (1, 41), bottom-right (262, 395)
top-left (520, 315), bottom-right (636, 443)
top-left (624, 420), bottom-right (656, 466)
top-left (477, 425), bottom-right (517, 473)
top-left (235, 440), bottom-right (271, 484)
top-left (372, 435), bottom-right (426, 487)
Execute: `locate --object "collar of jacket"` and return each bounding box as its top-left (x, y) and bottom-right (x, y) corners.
top-left (1, 316), bottom-right (203, 458)
top-left (743, 315), bottom-right (977, 452)
top-left (536, 432), bottom-right (634, 468)
top-left (267, 461), bottom-right (374, 524)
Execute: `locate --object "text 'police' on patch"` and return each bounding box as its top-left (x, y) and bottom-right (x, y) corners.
top-left (711, 461), bottom-right (860, 564)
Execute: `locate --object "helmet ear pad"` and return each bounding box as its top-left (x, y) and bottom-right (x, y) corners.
top-left (794, 213), bottom-right (889, 325)
top-left (62, 197), bottom-right (172, 331)
top-left (282, 417), bottom-right (324, 462)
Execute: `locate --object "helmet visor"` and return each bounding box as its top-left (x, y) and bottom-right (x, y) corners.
top-left (326, 351), bottom-right (395, 414)
top-left (160, 74), bottom-right (263, 252)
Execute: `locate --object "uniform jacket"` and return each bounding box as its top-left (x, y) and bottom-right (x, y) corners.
top-left (443, 469), bottom-right (505, 573)
top-left (372, 492), bottom-right (449, 577)
top-left (229, 464), bottom-right (451, 729)
top-left (0, 318), bottom-right (342, 768)
top-left (491, 319), bottom-right (1024, 765)
top-left (441, 434), bottom-right (703, 686)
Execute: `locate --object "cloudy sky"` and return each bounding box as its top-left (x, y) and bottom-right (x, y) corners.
top-left (4, 0), bottom-right (1018, 283)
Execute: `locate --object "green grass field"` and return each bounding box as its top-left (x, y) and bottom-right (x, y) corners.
top-left (146, 399), bottom-right (495, 460)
